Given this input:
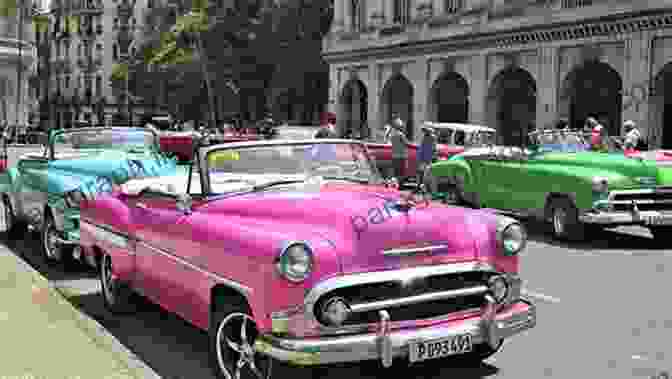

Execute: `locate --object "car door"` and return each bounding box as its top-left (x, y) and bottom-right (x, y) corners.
top-left (129, 190), bottom-right (206, 321)
top-left (474, 148), bottom-right (522, 210)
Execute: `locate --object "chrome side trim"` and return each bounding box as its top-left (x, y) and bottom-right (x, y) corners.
top-left (80, 219), bottom-right (130, 250)
top-left (304, 262), bottom-right (497, 325)
top-left (349, 285), bottom-right (488, 314)
top-left (136, 240), bottom-right (252, 297)
top-left (382, 244), bottom-right (449, 256)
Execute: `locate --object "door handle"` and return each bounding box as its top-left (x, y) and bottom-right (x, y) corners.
top-left (135, 202), bottom-right (148, 209)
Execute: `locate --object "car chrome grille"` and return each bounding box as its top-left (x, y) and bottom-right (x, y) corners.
top-left (313, 271), bottom-right (493, 326)
top-left (610, 187), bottom-right (672, 212)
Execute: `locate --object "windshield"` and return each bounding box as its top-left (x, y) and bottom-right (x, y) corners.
top-left (52, 129), bottom-right (157, 158)
top-left (205, 142), bottom-right (381, 193)
top-left (529, 130), bottom-right (590, 153)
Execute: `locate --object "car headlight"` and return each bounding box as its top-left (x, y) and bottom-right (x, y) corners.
top-left (276, 242), bottom-right (314, 283)
top-left (592, 176), bottom-right (609, 193)
top-left (64, 189), bottom-right (87, 208)
top-left (320, 297), bottom-right (351, 326)
top-left (497, 222), bottom-right (527, 256)
top-left (488, 275), bottom-right (509, 303)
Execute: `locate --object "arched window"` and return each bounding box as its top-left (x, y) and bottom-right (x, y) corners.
top-left (393, 0), bottom-right (410, 24)
top-left (350, 0), bottom-right (366, 31)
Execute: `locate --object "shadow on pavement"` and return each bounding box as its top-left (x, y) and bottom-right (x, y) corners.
top-left (2, 232), bottom-right (502, 379)
top-left (520, 219), bottom-right (667, 251)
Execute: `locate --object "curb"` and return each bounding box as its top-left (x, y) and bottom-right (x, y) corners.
top-left (1, 244), bottom-right (162, 379)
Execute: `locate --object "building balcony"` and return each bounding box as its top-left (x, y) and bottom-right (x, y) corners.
top-left (117, 2), bottom-right (134, 19)
top-left (71, 0), bottom-right (104, 14)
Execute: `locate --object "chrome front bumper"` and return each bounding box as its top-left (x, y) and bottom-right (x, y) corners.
top-left (580, 209), bottom-right (672, 226)
top-left (254, 299), bottom-right (535, 367)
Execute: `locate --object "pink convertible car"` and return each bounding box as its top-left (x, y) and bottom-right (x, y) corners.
top-left (78, 139), bottom-right (535, 378)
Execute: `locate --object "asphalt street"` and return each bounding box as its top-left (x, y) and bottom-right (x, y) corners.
top-left (3, 146), bottom-right (672, 379)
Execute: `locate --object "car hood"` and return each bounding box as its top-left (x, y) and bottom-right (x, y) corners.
top-left (202, 183), bottom-right (495, 274)
top-left (537, 151), bottom-right (658, 178)
top-left (48, 150), bottom-right (177, 193)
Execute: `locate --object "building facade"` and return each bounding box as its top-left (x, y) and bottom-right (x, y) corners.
top-left (45, 0), bottom-right (152, 128)
top-left (0, 7), bottom-right (36, 130)
top-left (325, 0), bottom-right (672, 147)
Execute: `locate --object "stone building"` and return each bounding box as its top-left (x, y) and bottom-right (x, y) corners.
top-left (46, 0), bottom-right (152, 127)
top-left (325, 0), bottom-right (672, 147)
top-left (0, 5), bottom-right (36, 130)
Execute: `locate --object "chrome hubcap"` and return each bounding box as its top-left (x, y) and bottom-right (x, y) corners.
top-left (102, 256), bottom-right (116, 306)
top-left (553, 208), bottom-right (567, 235)
top-left (43, 221), bottom-right (62, 261)
top-left (216, 313), bottom-right (269, 379)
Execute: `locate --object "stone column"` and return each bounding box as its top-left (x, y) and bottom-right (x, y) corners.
top-left (433, 0), bottom-right (442, 15)
top-left (469, 54), bottom-right (487, 124)
top-left (328, 66), bottom-right (339, 115)
top-left (343, 0), bottom-right (352, 31)
top-left (368, 63), bottom-right (380, 137)
top-left (625, 30), bottom-right (653, 142)
top-left (333, 0), bottom-right (345, 32)
top-left (384, 0), bottom-right (394, 24)
top-left (409, 57), bottom-right (429, 142)
top-left (538, 46), bottom-right (559, 129)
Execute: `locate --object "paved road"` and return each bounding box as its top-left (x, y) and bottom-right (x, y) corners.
top-left (3, 147), bottom-right (672, 379)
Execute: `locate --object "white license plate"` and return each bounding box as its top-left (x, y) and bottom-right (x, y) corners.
top-left (409, 334), bottom-right (472, 363)
top-left (0, 200), bottom-right (7, 232)
top-left (644, 214), bottom-right (672, 226)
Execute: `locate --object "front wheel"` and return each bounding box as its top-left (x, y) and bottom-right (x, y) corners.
top-left (210, 304), bottom-right (274, 379)
top-left (41, 214), bottom-right (73, 266)
top-left (549, 198), bottom-right (585, 241)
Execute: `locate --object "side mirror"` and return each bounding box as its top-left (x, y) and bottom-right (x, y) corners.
top-left (176, 193), bottom-right (192, 214)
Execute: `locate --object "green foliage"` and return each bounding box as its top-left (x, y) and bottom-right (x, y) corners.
top-left (110, 63), bottom-right (129, 82)
top-left (0, 0), bottom-right (17, 17)
top-left (32, 13), bottom-right (48, 32)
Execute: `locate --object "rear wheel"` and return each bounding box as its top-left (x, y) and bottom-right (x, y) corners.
top-left (100, 253), bottom-right (136, 314)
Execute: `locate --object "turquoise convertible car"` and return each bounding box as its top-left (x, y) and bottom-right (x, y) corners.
top-left (0, 127), bottom-right (179, 268)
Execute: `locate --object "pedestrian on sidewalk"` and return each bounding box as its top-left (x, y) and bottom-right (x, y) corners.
top-left (417, 125), bottom-right (436, 185)
top-left (315, 112), bottom-right (337, 138)
top-left (622, 120), bottom-right (641, 151)
top-left (390, 117), bottom-right (409, 186)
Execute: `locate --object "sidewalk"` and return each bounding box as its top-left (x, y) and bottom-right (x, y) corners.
top-left (0, 245), bottom-right (160, 379)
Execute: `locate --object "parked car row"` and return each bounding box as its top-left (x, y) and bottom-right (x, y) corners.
top-left (424, 128), bottom-right (672, 241)
top-left (0, 126), bottom-right (536, 378)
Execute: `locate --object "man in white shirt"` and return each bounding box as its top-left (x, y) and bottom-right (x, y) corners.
top-left (623, 120), bottom-right (641, 150)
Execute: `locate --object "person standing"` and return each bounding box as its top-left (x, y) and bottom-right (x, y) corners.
top-left (390, 117), bottom-right (409, 186)
top-left (315, 114), bottom-right (337, 138)
top-left (417, 125), bottom-right (436, 185)
top-left (622, 120), bottom-right (641, 151)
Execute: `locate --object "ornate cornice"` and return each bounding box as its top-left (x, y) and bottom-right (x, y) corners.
top-left (324, 9), bottom-right (672, 63)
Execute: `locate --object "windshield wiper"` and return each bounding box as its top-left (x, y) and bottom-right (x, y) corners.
top-left (252, 179), bottom-right (306, 192)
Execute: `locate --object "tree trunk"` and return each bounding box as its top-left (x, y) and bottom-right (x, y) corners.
top-left (196, 34), bottom-right (216, 129)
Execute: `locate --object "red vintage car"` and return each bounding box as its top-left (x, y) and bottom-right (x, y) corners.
top-left (160, 129), bottom-right (263, 162)
top-left (368, 123), bottom-right (496, 181)
top-left (624, 148), bottom-right (672, 165)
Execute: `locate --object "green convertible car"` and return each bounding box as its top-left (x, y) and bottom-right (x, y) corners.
top-left (423, 129), bottom-right (672, 241)
top-left (0, 127), bottom-right (179, 267)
